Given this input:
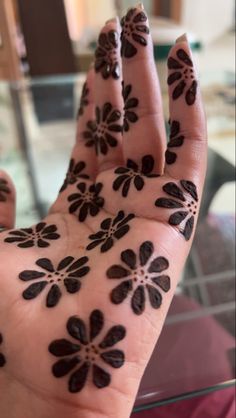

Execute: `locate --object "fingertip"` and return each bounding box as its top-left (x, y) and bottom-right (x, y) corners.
top-left (0, 170), bottom-right (16, 229)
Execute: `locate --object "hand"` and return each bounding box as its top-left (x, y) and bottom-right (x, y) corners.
top-left (0, 6), bottom-right (207, 418)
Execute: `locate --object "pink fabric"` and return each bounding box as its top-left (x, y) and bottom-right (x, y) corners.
top-left (131, 387), bottom-right (236, 418)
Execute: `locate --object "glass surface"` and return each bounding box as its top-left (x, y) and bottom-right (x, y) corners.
top-left (0, 68), bottom-right (235, 412)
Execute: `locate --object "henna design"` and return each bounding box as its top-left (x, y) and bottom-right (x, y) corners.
top-left (155, 180), bottom-right (198, 241)
top-left (77, 83), bottom-right (89, 117)
top-left (82, 120), bottom-right (97, 148)
top-left (95, 30), bottom-right (120, 80)
top-left (87, 211), bottom-right (135, 252)
top-left (0, 178), bottom-right (10, 202)
top-left (113, 155), bottom-right (159, 197)
top-left (68, 182), bottom-right (104, 222)
top-left (49, 310), bottom-right (126, 392)
top-left (0, 334), bottom-right (6, 367)
top-left (19, 256), bottom-right (90, 307)
top-left (60, 160), bottom-right (90, 193)
top-left (4, 222), bottom-right (60, 248)
top-left (122, 82), bottom-right (139, 132)
top-left (168, 49), bottom-right (198, 105)
top-left (121, 8), bottom-right (149, 58)
top-left (94, 103), bottom-right (122, 155)
top-left (165, 121), bottom-right (185, 165)
top-left (107, 241), bottom-right (170, 315)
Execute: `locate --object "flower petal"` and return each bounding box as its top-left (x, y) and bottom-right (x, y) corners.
top-left (141, 155), bottom-right (155, 175)
top-left (167, 71), bottom-right (182, 86)
top-left (169, 211), bottom-right (188, 225)
top-left (101, 217), bottom-right (112, 230)
top-left (148, 256), bottom-right (169, 273)
top-left (57, 256), bottom-right (74, 271)
top-left (170, 120), bottom-right (180, 137)
top-left (69, 200), bottom-right (83, 213)
top-left (131, 285), bottom-right (145, 315)
top-left (125, 97), bottom-right (138, 110)
top-left (165, 150), bottom-right (177, 165)
top-left (182, 215), bottom-right (194, 241)
top-left (43, 233), bottom-right (60, 240)
top-left (105, 133), bottom-right (118, 146)
top-left (107, 110), bottom-right (121, 124)
top-left (8, 230), bottom-right (28, 237)
top-left (67, 316), bottom-right (88, 344)
top-left (102, 102), bottom-right (112, 121)
top-left (79, 202), bottom-right (89, 222)
top-left (90, 309), bottom-right (104, 342)
top-left (168, 136), bottom-right (184, 147)
top-left (180, 180), bottom-right (198, 202)
top-left (64, 278), bottom-right (81, 294)
top-left (23, 281), bottom-right (48, 299)
top-left (86, 239), bottom-right (105, 251)
top-left (37, 239), bottom-right (49, 248)
top-left (4, 237), bottom-right (26, 243)
top-left (132, 33), bottom-right (147, 46)
top-left (114, 225), bottom-right (129, 239)
top-left (74, 161), bottom-right (86, 174)
top-left (99, 325), bottom-right (126, 349)
top-left (36, 258), bottom-right (55, 272)
top-left (155, 197), bottom-right (183, 208)
top-left (121, 248), bottom-right (137, 269)
top-left (107, 265), bottom-right (131, 279)
top-left (46, 284), bottom-right (62, 308)
top-left (68, 266), bottom-right (90, 278)
top-left (116, 213), bottom-right (135, 228)
top-left (89, 231), bottom-right (106, 239)
top-left (152, 275), bottom-right (171, 292)
top-left (136, 24), bottom-right (149, 34)
top-left (122, 177), bottom-right (132, 197)
top-left (69, 361), bottom-right (90, 392)
top-left (114, 167), bottom-right (129, 174)
top-left (52, 356), bottom-right (81, 378)
top-left (121, 37), bottom-right (137, 58)
top-left (49, 339), bottom-right (80, 357)
top-left (176, 49), bottom-right (193, 67)
top-left (139, 241), bottom-right (154, 266)
top-left (168, 57), bottom-right (183, 70)
top-left (134, 175), bottom-right (144, 191)
top-left (93, 364), bottom-right (110, 388)
top-left (18, 240), bottom-right (34, 248)
top-left (113, 175), bottom-right (129, 191)
top-left (110, 280), bottom-right (133, 304)
top-left (133, 11), bottom-right (147, 22)
top-left (185, 80), bottom-right (198, 105)
top-left (146, 284), bottom-right (162, 309)
top-left (163, 182), bottom-right (186, 201)
top-left (125, 110), bottom-right (138, 123)
top-left (172, 80), bottom-right (186, 100)
top-left (66, 257), bottom-right (88, 272)
top-left (101, 237), bottom-right (114, 252)
top-left (19, 270), bottom-right (45, 281)
top-left (101, 350), bottom-right (125, 368)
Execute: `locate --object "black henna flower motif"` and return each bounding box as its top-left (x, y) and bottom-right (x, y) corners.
top-left (94, 103), bottom-right (122, 155)
top-left (49, 310), bottom-right (126, 392)
top-left (0, 178), bottom-right (10, 202)
top-left (121, 8), bottom-right (149, 58)
top-left (113, 155), bottom-right (159, 197)
top-left (155, 180), bottom-right (199, 241)
top-left (0, 334), bottom-right (6, 368)
top-left (68, 182), bottom-right (104, 222)
top-left (107, 241), bottom-right (171, 315)
top-left (60, 159), bottom-right (90, 193)
top-left (95, 30), bottom-right (120, 80)
top-left (122, 82), bottom-right (139, 132)
top-left (77, 82), bottom-right (89, 117)
top-left (82, 120), bottom-right (97, 148)
top-left (167, 49), bottom-right (198, 105)
top-left (165, 120), bottom-right (185, 165)
top-left (19, 256), bottom-right (90, 308)
top-left (87, 211), bottom-right (135, 252)
top-left (4, 222), bottom-right (60, 248)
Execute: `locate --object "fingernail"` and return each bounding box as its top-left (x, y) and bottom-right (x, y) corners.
top-left (136, 2), bottom-right (144, 9)
top-left (176, 33), bottom-right (188, 44)
top-left (105, 16), bottom-right (119, 25)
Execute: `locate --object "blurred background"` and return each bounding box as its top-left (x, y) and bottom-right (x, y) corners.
top-left (0, 0), bottom-right (235, 413)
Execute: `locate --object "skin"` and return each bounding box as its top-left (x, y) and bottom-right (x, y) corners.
top-left (0, 6), bottom-right (207, 418)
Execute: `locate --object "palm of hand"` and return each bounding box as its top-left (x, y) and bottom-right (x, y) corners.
top-left (0, 8), bottom-right (207, 418)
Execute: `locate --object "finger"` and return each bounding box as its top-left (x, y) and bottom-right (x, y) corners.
top-left (164, 34), bottom-right (207, 182)
top-left (121, 4), bottom-right (166, 174)
top-left (0, 171), bottom-right (16, 230)
top-left (94, 18), bottom-right (124, 172)
top-left (49, 69), bottom-right (98, 214)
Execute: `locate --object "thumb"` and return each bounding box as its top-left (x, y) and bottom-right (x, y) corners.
top-left (0, 170), bottom-right (16, 230)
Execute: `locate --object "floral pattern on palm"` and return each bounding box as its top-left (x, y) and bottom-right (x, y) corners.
top-left (107, 241), bottom-right (171, 315)
top-left (60, 159), bottom-right (90, 193)
top-left (155, 180), bottom-right (198, 241)
top-left (167, 49), bottom-right (197, 105)
top-left (122, 82), bottom-right (139, 132)
top-left (49, 310), bottom-right (126, 392)
top-left (95, 30), bottom-right (120, 79)
top-left (77, 83), bottom-right (89, 117)
top-left (165, 120), bottom-right (185, 165)
top-left (121, 8), bottom-right (149, 58)
top-left (0, 178), bottom-right (10, 202)
top-left (113, 155), bottom-right (159, 197)
top-left (68, 182), bottom-right (104, 222)
top-left (87, 211), bottom-right (135, 252)
top-left (19, 256), bottom-right (90, 308)
top-left (94, 103), bottom-right (122, 155)
top-left (0, 334), bottom-right (6, 368)
top-left (4, 222), bottom-right (60, 248)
